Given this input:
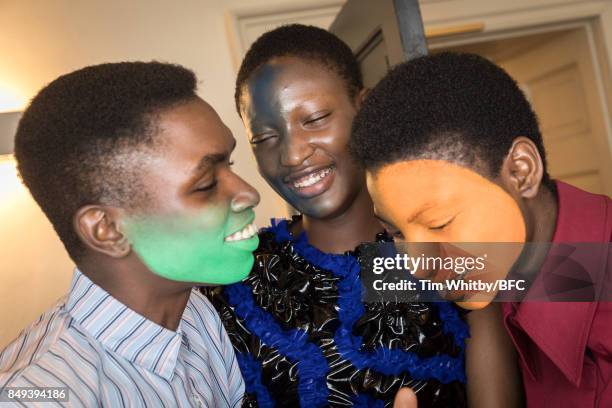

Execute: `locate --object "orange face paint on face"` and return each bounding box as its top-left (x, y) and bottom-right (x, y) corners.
top-left (367, 160), bottom-right (527, 309)
top-left (367, 160), bottom-right (526, 243)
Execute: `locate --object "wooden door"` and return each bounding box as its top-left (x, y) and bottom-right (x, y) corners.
top-left (330, 0), bottom-right (427, 88)
top-left (502, 29), bottom-right (612, 195)
top-left (447, 28), bottom-right (612, 195)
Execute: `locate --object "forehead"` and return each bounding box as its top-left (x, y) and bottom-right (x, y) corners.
top-left (370, 160), bottom-right (462, 193)
top-left (155, 97), bottom-right (233, 158)
top-left (242, 56), bottom-right (348, 110)
top-left (368, 160), bottom-right (490, 213)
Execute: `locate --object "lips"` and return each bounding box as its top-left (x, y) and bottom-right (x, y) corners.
top-left (284, 165), bottom-right (335, 198)
top-left (292, 167), bottom-right (332, 188)
top-left (224, 221), bottom-right (258, 242)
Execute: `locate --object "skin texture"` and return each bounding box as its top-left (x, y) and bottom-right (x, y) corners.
top-left (74, 97), bottom-right (260, 330)
top-left (393, 387), bottom-right (417, 408)
top-left (465, 304), bottom-right (525, 408)
top-left (239, 56), bottom-right (381, 253)
top-left (124, 206), bottom-right (258, 285)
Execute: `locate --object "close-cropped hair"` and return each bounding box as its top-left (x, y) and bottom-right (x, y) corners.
top-left (350, 52), bottom-right (553, 188)
top-left (234, 24), bottom-right (363, 113)
top-left (14, 61), bottom-right (198, 261)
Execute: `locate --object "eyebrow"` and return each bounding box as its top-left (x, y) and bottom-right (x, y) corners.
top-left (374, 201), bottom-right (439, 228)
top-left (192, 138), bottom-right (236, 175)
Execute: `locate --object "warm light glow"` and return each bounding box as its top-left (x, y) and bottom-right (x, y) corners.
top-left (0, 84), bottom-right (27, 113)
top-left (0, 155), bottom-right (75, 351)
top-left (0, 155), bottom-right (27, 208)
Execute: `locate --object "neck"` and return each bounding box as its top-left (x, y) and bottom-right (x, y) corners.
top-left (528, 184), bottom-right (558, 243)
top-left (297, 187), bottom-right (382, 254)
top-left (517, 184), bottom-right (559, 274)
top-left (78, 256), bottom-right (192, 331)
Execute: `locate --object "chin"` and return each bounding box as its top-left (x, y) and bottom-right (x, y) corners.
top-left (455, 300), bottom-right (492, 310)
top-left (297, 196), bottom-right (353, 220)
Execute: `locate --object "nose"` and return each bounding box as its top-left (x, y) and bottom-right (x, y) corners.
top-left (279, 130), bottom-right (314, 167)
top-left (230, 175), bottom-right (260, 213)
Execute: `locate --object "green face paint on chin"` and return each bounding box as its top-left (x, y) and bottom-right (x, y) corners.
top-left (124, 209), bottom-right (258, 285)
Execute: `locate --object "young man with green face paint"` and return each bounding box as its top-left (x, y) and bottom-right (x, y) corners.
top-left (125, 204), bottom-right (258, 285)
top-left (0, 62), bottom-right (258, 407)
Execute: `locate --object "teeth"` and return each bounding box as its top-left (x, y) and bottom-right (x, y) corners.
top-left (224, 222), bottom-right (258, 242)
top-left (293, 167), bottom-right (332, 189)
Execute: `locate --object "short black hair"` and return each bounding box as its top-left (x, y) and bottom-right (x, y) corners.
top-left (235, 24), bottom-right (363, 113)
top-left (15, 61), bottom-right (197, 261)
top-left (350, 52), bottom-right (552, 188)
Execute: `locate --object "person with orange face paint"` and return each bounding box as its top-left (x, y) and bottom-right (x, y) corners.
top-left (350, 52), bottom-right (612, 407)
top-left (205, 25), bottom-right (523, 408)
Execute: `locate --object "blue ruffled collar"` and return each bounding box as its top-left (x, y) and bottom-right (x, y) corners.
top-left (224, 217), bottom-right (469, 407)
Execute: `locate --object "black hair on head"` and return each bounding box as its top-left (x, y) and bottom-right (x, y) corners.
top-left (350, 52), bottom-right (553, 189)
top-left (14, 61), bottom-right (198, 261)
top-left (234, 24), bottom-right (363, 113)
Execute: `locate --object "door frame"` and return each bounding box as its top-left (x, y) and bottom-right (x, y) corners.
top-left (224, 0), bottom-right (343, 70)
top-left (428, 17), bottom-right (612, 169)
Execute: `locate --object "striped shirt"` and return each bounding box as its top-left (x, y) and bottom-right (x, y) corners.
top-left (0, 269), bottom-right (244, 407)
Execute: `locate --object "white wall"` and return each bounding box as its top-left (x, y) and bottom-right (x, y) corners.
top-left (0, 0), bottom-right (285, 222)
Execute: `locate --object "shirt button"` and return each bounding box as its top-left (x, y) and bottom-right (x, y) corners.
top-left (192, 393), bottom-right (203, 407)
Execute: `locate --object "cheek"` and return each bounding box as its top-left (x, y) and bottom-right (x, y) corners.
top-left (189, 206), bottom-right (229, 234)
top-left (482, 206), bottom-right (525, 242)
top-left (336, 160), bottom-right (365, 194)
top-left (328, 125), bottom-right (354, 160)
top-left (255, 151), bottom-right (281, 182)
top-left (452, 196), bottom-right (526, 242)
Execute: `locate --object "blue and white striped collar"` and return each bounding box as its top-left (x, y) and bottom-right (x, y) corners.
top-left (65, 269), bottom-right (186, 380)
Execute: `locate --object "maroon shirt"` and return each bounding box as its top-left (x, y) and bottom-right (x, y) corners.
top-left (502, 181), bottom-right (612, 407)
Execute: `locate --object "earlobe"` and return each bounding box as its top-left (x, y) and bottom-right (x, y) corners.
top-left (502, 137), bottom-right (544, 199)
top-left (74, 205), bottom-right (131, 258)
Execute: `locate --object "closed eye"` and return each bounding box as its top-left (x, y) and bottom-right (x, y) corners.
top-left (303, 112), bottom-right (331, 126)
top-left (429, 216), bottom-right (456, 231)
top-left (194, 180), bottom-right (218, 193)
top-left (251, 131), bottom-right (277, 145)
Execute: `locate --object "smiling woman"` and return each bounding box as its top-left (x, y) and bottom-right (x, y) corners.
top-left (239, 56), bottom-right (366, 220)
top-left (204, 24), bottom-right (479, 408)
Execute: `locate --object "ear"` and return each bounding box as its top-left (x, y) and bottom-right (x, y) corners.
top-left (354, 88), bottom-right (370, 111)
top-left (73, 205), bottom-right (131, 258)
top-left (500, 136), bottom-right (544, 199)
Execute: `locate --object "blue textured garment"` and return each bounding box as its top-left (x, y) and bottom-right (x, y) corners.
top-left (210, 218), bottom-right (469, 407)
